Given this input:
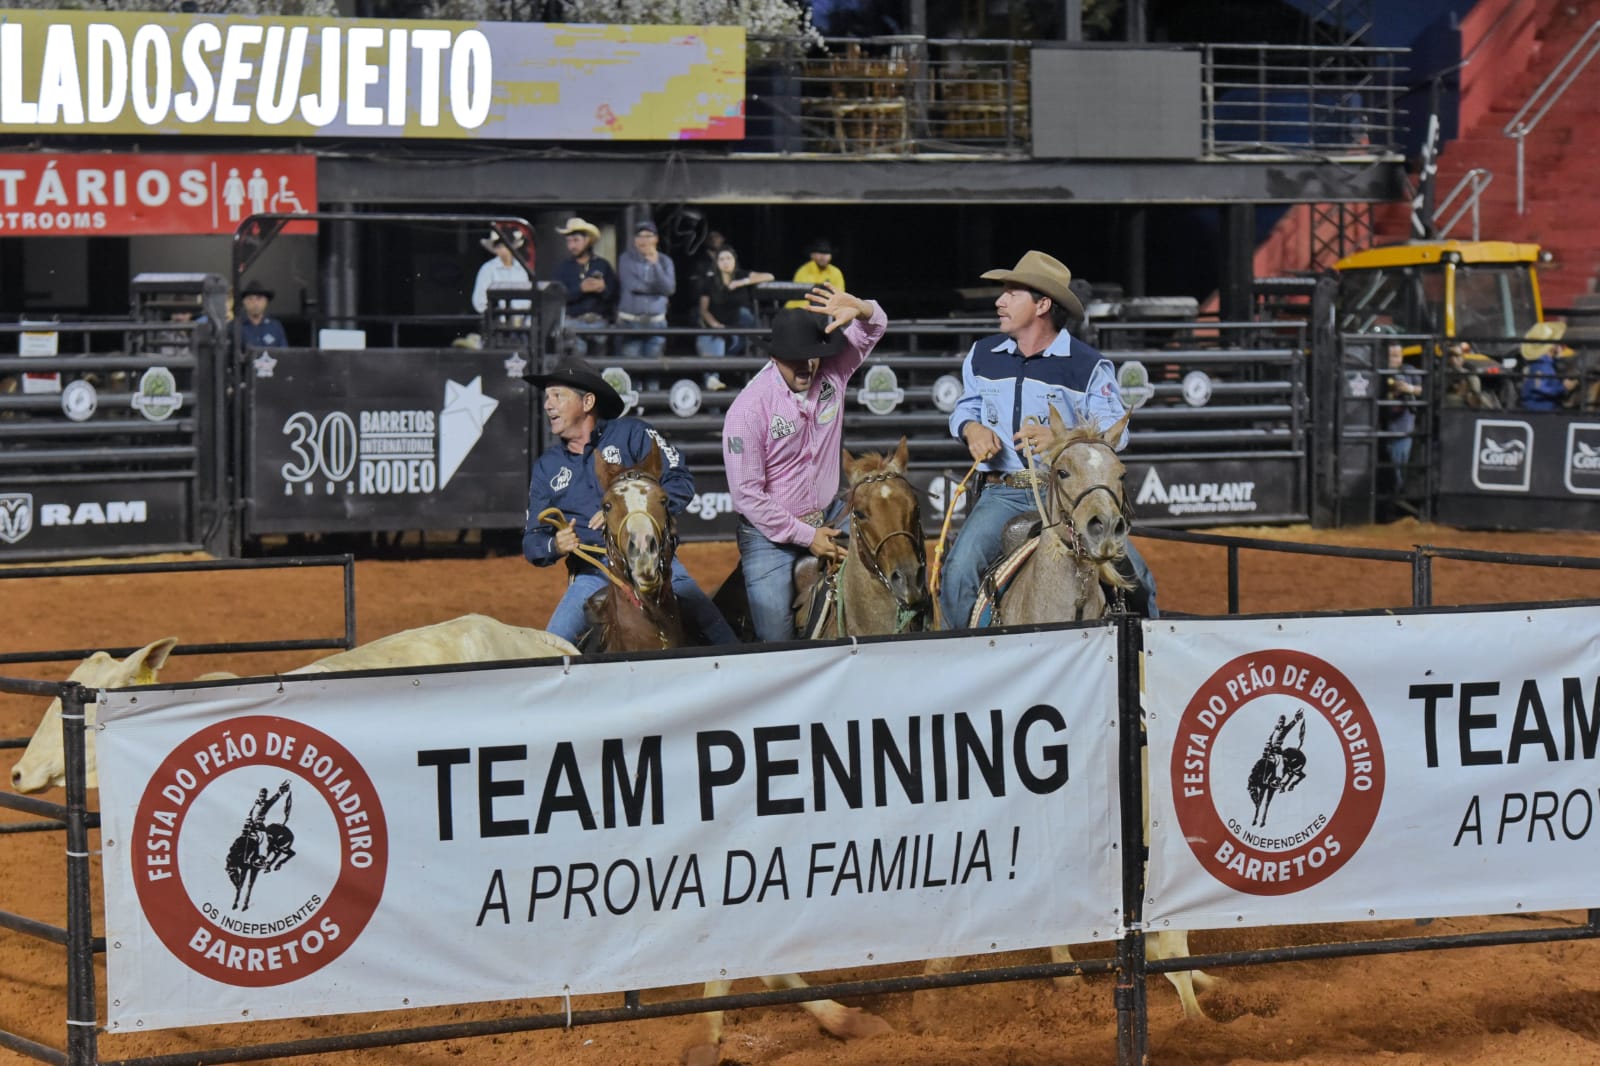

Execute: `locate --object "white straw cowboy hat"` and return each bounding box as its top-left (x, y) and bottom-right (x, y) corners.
top-left (480, 228), bottom-right (527, 253)
top-left (981, 250), bottom-right (1085, 319)
top-left (1521, 320), bottom-right (1568, 361)
top-left (556, 216), bottom-right (601, 240)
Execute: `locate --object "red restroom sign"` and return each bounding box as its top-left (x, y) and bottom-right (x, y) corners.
top-left (0, 153), bottom-right (316, 235)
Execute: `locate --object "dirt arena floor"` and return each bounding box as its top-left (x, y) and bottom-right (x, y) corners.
top-left (4, 519), bottom-right (1600, 1065)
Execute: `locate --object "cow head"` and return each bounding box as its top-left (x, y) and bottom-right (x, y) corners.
top-left (10, 638), bottom-right (178, 793)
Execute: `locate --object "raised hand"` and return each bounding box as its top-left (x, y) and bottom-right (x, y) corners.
top-left (805, 283), bottom-right (870, 334)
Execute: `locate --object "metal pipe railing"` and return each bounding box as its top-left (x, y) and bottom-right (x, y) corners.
top-left (1436, 167), bottom-right (1494, 239)
top-left (1503, 20), bottom-right (1600, 214)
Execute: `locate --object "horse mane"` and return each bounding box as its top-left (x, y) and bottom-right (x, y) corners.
top-left (846, 451), bottom-right (897, 485)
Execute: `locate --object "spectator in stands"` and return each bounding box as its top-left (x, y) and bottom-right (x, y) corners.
top-left (1442, 341), bottom-right (1500, 410)
top-left (471, 228), bottom-right (532, 316)
top-left (697, 246), bottom-right (774, 390)
top-left (785, 238), bottom-right (845, 308)
top-left (521, 356), bottom-right (736, 647)
top-left (553, 217), bottom-right (616, 357)
top-left (616, 220), bottom-right (675, 359)
top-left (691, 229), bottom-right (728, 298)
top-left (721, 287), bottom-right (887, 642)
top-left (938, 250), bottom-right (1157, 629)
top-left (1381, 340), bottom-right (1423, 505)
top-left (238, 279), bottom-right (286, 349)
top-left (1520, 321), bottom-right (1578, 411)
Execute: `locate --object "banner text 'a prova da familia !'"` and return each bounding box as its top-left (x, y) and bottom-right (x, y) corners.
top-left (0, 11), bottom-right (745, 140)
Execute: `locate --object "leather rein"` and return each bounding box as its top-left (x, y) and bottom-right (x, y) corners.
top-left (836, 471), bottom-right (928, 633)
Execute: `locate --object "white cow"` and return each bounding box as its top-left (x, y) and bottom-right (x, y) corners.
top-left (10, 614), bottom-right (579, 793)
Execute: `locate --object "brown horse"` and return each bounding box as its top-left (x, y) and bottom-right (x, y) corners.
top-left (583, 445), bottom-right (685, 653)
top-left (979, 407), bottom-right (1135, 626)
top-left (804, 437), bottom-right (930, 638)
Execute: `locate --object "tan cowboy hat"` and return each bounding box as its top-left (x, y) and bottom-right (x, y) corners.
top-left (556, 216), bottom-right (601, 240)
top-left (981, 251), bottom-right (1085, 319)
top-left (1521, 319), bottom-right (1568, 360)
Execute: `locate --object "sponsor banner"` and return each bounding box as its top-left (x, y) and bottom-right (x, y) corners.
top-left (1124, 457), bottom-right (1303, 525)
top-left (1143, 606), bottom-right (1600, 929)
top-left (0, 153), bottom-right (316, 236)
top-left (675, 465), bottom-right (968, 542)
top-left (1439, 410), bottom-right (1600, 499)
top-left (245, 349), bottom-right (529, 533)
top-left (96, 628), bottom-right (1121, 1029)
top-left (0, 12), bottom-right (744, 141)
top-left (0, 480), bottom-right (190, 557)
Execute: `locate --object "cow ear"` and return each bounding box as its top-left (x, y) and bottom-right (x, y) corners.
top-left (127, 637), bottom-right (179, 686)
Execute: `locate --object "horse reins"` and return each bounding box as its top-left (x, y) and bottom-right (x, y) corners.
top-left (836, 471), bottom-right (929, 634)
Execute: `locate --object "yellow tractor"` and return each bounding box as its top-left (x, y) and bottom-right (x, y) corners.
top-left (1333, 239), bottom-right (1546, 363)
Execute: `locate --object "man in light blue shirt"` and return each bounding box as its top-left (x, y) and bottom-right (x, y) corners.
top-left (616, 220), bottom-right (676, 358)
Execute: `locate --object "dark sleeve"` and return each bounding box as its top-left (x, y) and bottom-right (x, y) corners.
top-left (620, 419), bottom-right (695, 515)
top-left (521, 458), bottom-right (561, 566)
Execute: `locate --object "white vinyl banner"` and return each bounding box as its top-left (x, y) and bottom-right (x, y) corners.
top-left (97, 629), bottom-right (1121, 1031)
top-left (1143, 605), bottom-right (1600, 930)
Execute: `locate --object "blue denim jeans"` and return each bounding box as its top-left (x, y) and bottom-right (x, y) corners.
top-left (696, 305), bottom-right (757, 357)
top-left (1386, 434), bottom-right (1413, 493)
top-left (568, 313), bottom-right (610, 358)
top-left (546, 557), bottom-right (737, 646)
top-left (619, 313), bottom-right (668, 359)
top-left (737, 500), bottom-right (849, 643)
top-left (937, 485), bottom-right (1157, 629)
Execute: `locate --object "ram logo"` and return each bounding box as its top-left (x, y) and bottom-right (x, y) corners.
top-left (0, 493), bottom-right (32, 545)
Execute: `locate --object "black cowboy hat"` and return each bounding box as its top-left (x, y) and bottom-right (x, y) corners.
top-left (239, 279), bottom-right (274, 300)
top-left (767, 307), bottom-right (848, 362)
top-left (523, 356), bottom-right (624, 419)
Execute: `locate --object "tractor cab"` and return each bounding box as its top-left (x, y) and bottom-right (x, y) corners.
top-left (1333, 240), bottom-right (1544, 363)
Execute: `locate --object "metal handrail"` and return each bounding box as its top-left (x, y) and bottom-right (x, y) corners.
top-left (1435, 167), bottom-right (1494, 239)
top-left (1503, 20), bottom-right (1600, 214)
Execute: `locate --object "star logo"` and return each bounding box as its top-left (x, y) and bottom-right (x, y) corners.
top-left (503, 352), bottom-right (528, 378)
top-left (438, 377), bottom-right (501, 488)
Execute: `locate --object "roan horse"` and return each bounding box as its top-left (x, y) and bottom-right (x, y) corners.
top-left (690, 442), bottom-right (931, 1063)
top-left (952, 406), bottom-right (1216, 1020)
top-left (579, 444), bottom-right (686, 654)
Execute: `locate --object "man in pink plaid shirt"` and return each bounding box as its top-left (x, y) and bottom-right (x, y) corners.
top-left (721, 285), bottom-right (888, 641)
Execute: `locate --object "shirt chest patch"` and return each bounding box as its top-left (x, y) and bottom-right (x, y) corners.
top-left (771, 414), bottom-right (797, 440)
top-left (817, 380), bottom-right (839, 425)
top-left (549, 467), bottom-right (572, 492)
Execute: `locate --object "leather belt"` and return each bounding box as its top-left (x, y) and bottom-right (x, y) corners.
top-left (983, 470), bottom-right (1042, 489)
top-left (798, 509), bottom-right (827, 527)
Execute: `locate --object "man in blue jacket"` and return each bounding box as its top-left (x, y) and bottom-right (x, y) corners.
top-left (938, 250), bottom-right (1156, 628)
top-left (522, 357), bottom-right (736, 646)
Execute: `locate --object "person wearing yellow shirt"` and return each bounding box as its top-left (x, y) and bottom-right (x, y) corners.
top-left (785, 238), bottom-right (845, 308)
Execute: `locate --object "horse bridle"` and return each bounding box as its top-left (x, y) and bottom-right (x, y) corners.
top-left (599, 469), bottom-right (677, 644)
top-left (841, 471), bottom-right (928, 631)
top-left (1036, 437), bottom-right (1129, 558)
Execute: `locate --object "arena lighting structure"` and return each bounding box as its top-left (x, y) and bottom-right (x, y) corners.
top-left (0, 21), bottom-right (494, 129)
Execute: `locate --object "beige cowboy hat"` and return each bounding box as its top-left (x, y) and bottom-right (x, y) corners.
top-left (981, 250), bottom-right (1085, 319)
top-left (556, 216), bottom-right (601, 240)
top-left (1521, 319), bottom-right (1568, 361)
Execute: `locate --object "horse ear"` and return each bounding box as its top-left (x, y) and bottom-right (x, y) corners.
top-left (841, 446), bottom-right (858, 480)
top-left (640, 441), bottom-right (663, 482)
top-left (1047, 404), bottom-right (1069, 437)
top-left (1105, 408), bottom-right (1132, 444)
top-left (890, 436), bottom-right (909, 474)
top-left (594, 450), bottom-right (617, 492)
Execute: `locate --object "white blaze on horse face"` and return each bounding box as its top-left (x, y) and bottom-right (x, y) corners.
top-left (614, 479), bottom-right (666, 592)
top-left (1054, 439), bottom-right (1128, 562)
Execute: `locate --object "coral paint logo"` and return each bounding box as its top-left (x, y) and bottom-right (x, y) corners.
top-left (1170, 650), bottom-right (1384, 895)
top-left (131, 716), bottom-right (387, 986)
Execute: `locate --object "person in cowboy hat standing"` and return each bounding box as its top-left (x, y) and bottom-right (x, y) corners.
top-left (721, 284), bottom-right (887, 642)
top-left (522, 356), bottom-right (737, 646)
top-left (471, 227), bottom-right (532, 315)
top-left (553, 216), bottom-right (617, 357)
top-left (238, 279), bottom-right (286, 349)
top-left (939, 250), bottom-right (1157, 629)
top-left (1519, 320), bottom-right (1579, 411)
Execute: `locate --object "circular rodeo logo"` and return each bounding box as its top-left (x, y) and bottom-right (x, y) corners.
top-left (1170, 649), bottom-right (1385, 895)
top-left (131, 715), bottom-right (388, 987)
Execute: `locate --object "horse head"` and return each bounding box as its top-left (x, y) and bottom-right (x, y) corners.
top-left (595, 443), bottom-right (674, 597)
top-left (841, 437), bottom-right (929, 625)
top-left (1042, 407), bottom-right (1133, 585)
